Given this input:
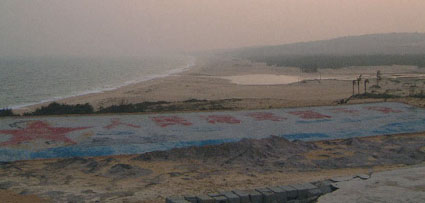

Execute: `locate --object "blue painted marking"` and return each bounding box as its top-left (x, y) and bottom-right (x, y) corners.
top-left (1, 102), bottom-right (425, 161)
top-left (282, 133), bottom-right (329, 140)
top-left (296, 119), bottom-right (332, 124)
top-left (96, 131), bottom-right (135, 136)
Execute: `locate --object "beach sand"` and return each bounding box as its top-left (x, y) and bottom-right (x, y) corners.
top-left (4, 56), bottom-right (425, 202)
top-left (0, 132), bottom-right (424, 202)
top-left (15, 56), bottom-right (425, 115)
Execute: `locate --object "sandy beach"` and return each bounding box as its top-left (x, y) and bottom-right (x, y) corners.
top-left (5, 56), bottom-right (425, 202)
top-left (14, 56), bottom-right (425, 115)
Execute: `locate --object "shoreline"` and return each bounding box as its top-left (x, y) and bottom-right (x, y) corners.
top-left (12, 57), bottom-right (425, 115)
top-left (10, 57), bottom-right (196, 112)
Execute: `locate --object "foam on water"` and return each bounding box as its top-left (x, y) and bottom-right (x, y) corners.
top-left (0, 56), bottom-right (196, 109)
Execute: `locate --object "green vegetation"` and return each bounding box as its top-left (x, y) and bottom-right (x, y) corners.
top-left (15, 99), bottom-right (236, 116)
top-left (0, 109), bottom-right (16, 117)
top-left (247, 54), bottom-right (425, 72)
top-left (97, 101), bottom-right (169, 113)
top-left (352, 93), bottom-right (401, 99)
top-left (24, 102), bottom-right (94, 116)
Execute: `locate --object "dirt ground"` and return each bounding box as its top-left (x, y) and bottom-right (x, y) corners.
top-left (1, 132), bottom-right (424, 202)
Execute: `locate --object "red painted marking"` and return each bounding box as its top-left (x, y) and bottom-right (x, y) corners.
top-left (365, 106), bottom-right (402, 114)
top-left (329, 108), bottom-right (359, 114)
top-left (289, 110), bottom-right (332, 119)
top-left (202, 115), bottom-right (241, 124)
top-left (104, 118), bottom-right (141, 129)
top-left (151, 116), bottom-right (192, 127)
top-left (246, 112), bottom-right (287, 121)
top-left (0, 121), bottom-right (91, 147)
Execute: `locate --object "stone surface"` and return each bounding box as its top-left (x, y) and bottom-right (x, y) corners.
top-left (197, 194), bottom-right (215, 203)
top-left (232, 190), bottom-right (251, 203)
top-left (279, 185), bottom-right (298, 200)
top-left (209, 193), bottom-right (227, 203)
top-left (319, 166), bottom-right (425, 203)
top-left (184, 196), bottom-right (198, 203)
top-left (291, 183), bottom-right (318, 199)
top-left (312, 180), bottom-right (335, 194)
top-left (307, 188), bottom-right (322, 198)
top-left (255, 188), bottom-right (278, 203)
top-left (247, 190), bottom-right (263, 203)
top-left (166, 196), bottom-right (191, 203)
top-left (221, 191), bottom-right (240, 203)
top-left (355, 174), bottom-right (370, 180)
top-left (329, 176), bottom-right (354, 182)
top-left (267, 186), bottom-right (287, 202)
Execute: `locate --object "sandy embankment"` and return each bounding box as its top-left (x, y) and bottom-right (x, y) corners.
top-left (16, 56), bottom-right (425, 114)
top-left (1, 133), bottom-right (424, 202)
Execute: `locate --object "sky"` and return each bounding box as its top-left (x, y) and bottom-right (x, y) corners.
top-left (1, 0), bottom-right (425, 57)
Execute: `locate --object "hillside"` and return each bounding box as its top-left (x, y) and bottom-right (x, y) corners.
top-left (230, 33), bottom-right (425, 71)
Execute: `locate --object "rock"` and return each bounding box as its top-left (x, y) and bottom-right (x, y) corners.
top-left (330, 176), bottom-right (354, 182)
top-left (184, 196), bottom-right (198, 203)
top-left (291, 183), bottom-right (317, 199)
top-left (279, 185), bottom-right (298, 200)
top-left (99, 191), bottom-right (134, 201)
top-left (312, 180), bottom-right (336, 194)
top-left (255, 188), bottom-right (277, 203)
top-left (355, 174), bottom-right (370, 180)
top-left (208, 193), bottom-right (228, 203)
top-left (245, 190), bottom-right (262, 203)
top-left (267, 186), bottom-right (287, 202)
top-left (196, 194), bottom-right (215, 203)
top-left (166, 196), bottom-right (190, 203)
top-left (221, 191), bottom-right (240, 203)
top-left (232, 190), bottom-right (251, 203)
top-left (66, 194), bottom-right (85, 203)
top-left (106, 164), bottom-right (152, 178)
top-left (0, 181), bottom-right (17, 189)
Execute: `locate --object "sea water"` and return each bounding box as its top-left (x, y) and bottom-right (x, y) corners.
top-left (0, 55), bottom-right (195, 109)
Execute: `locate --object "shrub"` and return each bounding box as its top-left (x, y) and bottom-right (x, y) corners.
top-left (353, 93), bottom-right (400, 99)
top-left (25, 102), bottom-right (94, 116)
top-left (0, 109), bottom-right (16, 117)
top-left (97, 101), bottom-right (169, 114)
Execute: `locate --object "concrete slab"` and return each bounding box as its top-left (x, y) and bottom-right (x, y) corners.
top-left (246, 190), bottom-right (262, 203)
top-left (166, 196), bottom-right (191, 203)
top-left (221, 191), bottom-right (240, 203)
top-left (1, 102), bottom-right (425, 161)
top-left (267, 186), bottom-right (287, 202)
top-left (279, 185), bottom-right (298, 200)
top-left (255, 188), bottom-right (278, 203)
top-left (196, 194), bottom-right (215, 203)
top-left (318, 165), bottom-right (425, 203)
top-left (232, 190), bottom-right (251, 203)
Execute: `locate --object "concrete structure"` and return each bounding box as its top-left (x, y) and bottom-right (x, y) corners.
top-left (319, 165), bottom-right (425, 203)
top-left (166, 180), bottom-right (335, 203)
top-left (167, 166), bottom-right (425, 202)
top-left (1, 102), bottom-right (425, 161)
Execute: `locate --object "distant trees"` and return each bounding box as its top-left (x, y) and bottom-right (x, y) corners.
top-left (356, 75), bottom-right (362, 94)
top-left (352, 80), bottom-right (356, 96)
top-left (24, 102), bottom-right (94, 116)
top-left (376, 70), bottom-right (382, 87)
top-left (364, 79), bottom-right (369, 94)
top-left (0, 109), bottom-right (16, 117)
top-left (248, 54), bottom-right (425, 72)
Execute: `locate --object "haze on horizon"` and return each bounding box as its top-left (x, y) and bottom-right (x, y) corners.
top-left (1, 0), bottom-right (425, 58)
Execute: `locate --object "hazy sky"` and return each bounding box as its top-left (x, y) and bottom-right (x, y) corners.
top-left (1, 0), bottom-right (425, 57)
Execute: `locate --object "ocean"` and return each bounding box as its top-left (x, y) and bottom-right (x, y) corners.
top-left (0, 55), bottom-right (194, 109)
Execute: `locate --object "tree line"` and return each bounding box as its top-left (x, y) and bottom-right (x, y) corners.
top-left (247, 54), bottom-right (425, 72)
